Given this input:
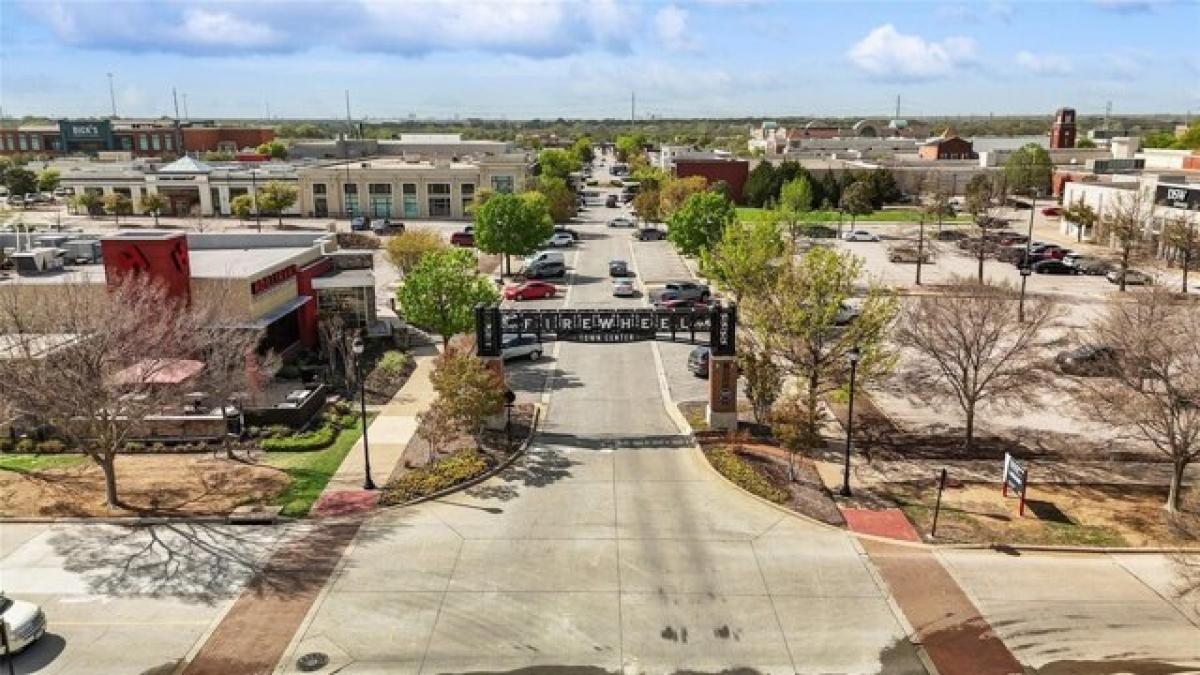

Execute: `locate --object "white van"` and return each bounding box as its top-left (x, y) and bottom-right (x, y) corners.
top-left (524, 250), bottom-right (564, 267)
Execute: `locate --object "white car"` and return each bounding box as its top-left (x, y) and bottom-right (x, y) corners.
top-left (842, 229), bottom-right (880, 242)
top-left (501, 334), bottom-right (543, 361)
top-left (607, 217), bottom-right (636, 228)
top-left (612, 279), bottom-right (636, 297)
top-left (1, 593), bottom-right (46, 653)
top-left (544, 233), bottom-right (574, 247)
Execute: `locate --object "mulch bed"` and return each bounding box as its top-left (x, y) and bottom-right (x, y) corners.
top-left (363, 356), bottom-right (417, 405)
top-left (386, 403), bottom-right (537, 485)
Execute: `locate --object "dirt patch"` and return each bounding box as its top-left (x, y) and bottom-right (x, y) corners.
top-left (0, 454), bottom-right (289, 519)
top-left (875, 479), bottom-right (1200, 547)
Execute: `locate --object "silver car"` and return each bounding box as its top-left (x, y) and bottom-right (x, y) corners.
top-left (1, 593), bottom-right (46, 653)
top-left (612, 279), bottom-right (636, 297)
top-left (501, 334), bottom-right (543, 361)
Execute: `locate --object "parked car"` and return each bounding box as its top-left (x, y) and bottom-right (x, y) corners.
top-left (1056, 345), bottom-right (1121, 377)
top-left (887, 245), bottom-right (933, 264)
top-left (802, 224), bottom-right (838, 239)
top-left (504, 280), bottom-right (557, 301)
top-left (634, 227), bottom-right (666, 241)
top-left (1042, 206), bottom-right (1063, 217)
top-left (1074, 257), bottom-right (1115, 275)
top-left (975, 216), bottom-right (1008, 229)
top-left (450, 230), bottom-right (474, 247)
top-left (612, 279), bottom-right (636, 297)
top-left (350, 216), bottom-right (371, 231)
top-left (834, 301), bottom-right (860, 326)
top-left (608, 217), bottom-right (636, 228)
top-left (1107, 269), bottom-right (1154, 286)
top-left (842, 229), bottom-right (880, 242)
top-left (1032, 259), bottom-right (1077, 275)
top-left (0, 593), bottom-right (45, 654)
top-left (371, 219), bottom-right (404, 235)
top-left (657, 297), bottom-right (710, 309)
top-left (501, 334), bottom-right (543, 361)
top-left (524, 260), bottom-right (566, 279)
top-left (605, 194), bottom-right (619, 208)
top-left (608, 259), bottom-right (631, 277)
top-left (688, 346), bottom-right (710, 378)
top-left (935, 229), bottom-right (969, 242)
top-left (553, 226), bottom-right (580, 241)
top-left (544, 232), bottom-right (575, 247)
top-left (663, 281), bottom-right (710, 302)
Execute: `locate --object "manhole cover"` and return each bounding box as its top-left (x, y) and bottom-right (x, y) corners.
top-left (296, 652), bottom-right (329, 672)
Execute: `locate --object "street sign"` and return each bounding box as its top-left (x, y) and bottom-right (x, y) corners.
top-left (1002, 452), bottom-right (1029, 515)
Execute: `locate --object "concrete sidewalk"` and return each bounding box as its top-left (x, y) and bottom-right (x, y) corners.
top-left (814, 456), bottom-right (1195, 490)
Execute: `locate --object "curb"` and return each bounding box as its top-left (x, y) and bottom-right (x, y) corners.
top-left (379, 406), bottom-right (542, 510)
top-left (0, 514), bottom-right (291, 526)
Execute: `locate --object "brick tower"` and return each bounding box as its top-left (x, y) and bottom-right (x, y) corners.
top-left (1051, 107), bottom-right (1076, 149)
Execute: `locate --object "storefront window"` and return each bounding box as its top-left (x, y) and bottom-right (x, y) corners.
top-left (151, 135), bottom-right (161, 151)
top-left (165, 134), bottom-right (174, 151)
top-left (461, 183), bottom-right (475, 214)
top-left (402, 183), bottom-right (419, 217)
top-left (491, 175), bottom-right (514, 193)
top-left (368, 183), bottom-right (392, 218)
top-left (139, 135), bottom-right (149, 151)
top-left (344, 184), bottom-right (359, 216)
top-left (30, 135), bottom-right (40, 151)
top-left (428, 183), bottom-right (452, 218)
top-left (18, 135), bottom-right (27, 151)
top-left (4, 136), bottom-right (12, 151)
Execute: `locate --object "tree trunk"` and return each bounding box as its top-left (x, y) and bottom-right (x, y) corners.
top-left (1166, 460), bottom-right (1185, 513)
top-left (788, 448), bottom-right (796, 482)
top-left (153, 212), bottom-right (159, 228)
top-left (442, 334), bottom-right (450, 349)
top-left (99, 455), bottom-right (120, 508)
top-left (963, 405), bottom-right (975, 452)
top-left (278, 213), bottom-right (284, 228)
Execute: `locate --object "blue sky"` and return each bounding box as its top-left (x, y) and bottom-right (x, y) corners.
top-left (2, 0), bottom-right (1197, 120)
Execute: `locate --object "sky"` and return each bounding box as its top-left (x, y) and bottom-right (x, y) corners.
top-left (1, 0), bottom-right (1198, 120)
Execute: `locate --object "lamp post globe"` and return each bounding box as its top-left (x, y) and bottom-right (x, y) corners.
top-left (840, 347), bottom-right (861, 498)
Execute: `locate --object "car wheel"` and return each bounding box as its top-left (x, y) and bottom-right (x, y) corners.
top-left (529, 350), bottom-right (541, 361)
top-left (516, 293), bottom-right (525, 301)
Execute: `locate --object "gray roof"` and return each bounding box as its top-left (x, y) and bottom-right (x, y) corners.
top-left (159, 156), bottom-right (213, 174)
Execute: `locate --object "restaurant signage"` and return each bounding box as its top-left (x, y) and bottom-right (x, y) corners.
top-left (251, 265), bottom-right (297, 295)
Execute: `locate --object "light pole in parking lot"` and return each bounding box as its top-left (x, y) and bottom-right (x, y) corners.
top-left (1018, 188), bottom-right (1041, 322)
top-left (840, 347), bottom-right (861, 498)
top-left (352, 336), bottom-right (376, 490)
top-left (249, 168), bottom-right (261, 232)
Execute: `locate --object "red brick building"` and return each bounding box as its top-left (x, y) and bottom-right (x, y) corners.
top-left (673, 158), bottom-right (750, 204)
top-left (182, 127), bottom-right (275, 154)
top-left (1050, 107), bottom-right (1077, 149)
top-left (918, 130), bottom-right (977, 160)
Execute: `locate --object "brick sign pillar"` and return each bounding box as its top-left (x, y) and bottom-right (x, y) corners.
top-left (707, 303), bottom-right (738, 431)
top-left (475, 304), bottom-right (508, 430)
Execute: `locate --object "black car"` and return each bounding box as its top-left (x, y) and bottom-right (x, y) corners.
top-left (935, 230), bottom-right (969, 242)
top-left (1056, 345), bottom-right (1121, 377)
top-left (605, 194), bottom-right (619, 208)
top-left (688, 346), bottom-right (710, 378)
top-left (634, 227), bottom-right (666, 241)
top-left (608, 259), bottom-right (630, 277)
top-left (1032, 259), bottom-right (1077, 275)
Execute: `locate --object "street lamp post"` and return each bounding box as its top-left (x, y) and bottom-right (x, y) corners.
top-left (840, 347), bottom-right (861, 498)
top-left (351, 336), bottom-right (376, 490)
top-left (1018, 188), bottom-right (1040, 322)
top-left (250, 168), bottom-right (261, 232)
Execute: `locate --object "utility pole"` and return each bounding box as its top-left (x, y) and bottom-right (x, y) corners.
top-left (345, 90), bottom-right (354, 139)
top-left (182, 93), bottom-right (189, 121)
top-left (894, 94), bottom-right (900, 121)
top-left (171, 87), bottom-right (183, 155)
top-left (631, 91), bottom-right (635, 123)
top-left (106, 72), bottom-right (117, 118)
top-left (1104, 100), bottom-right (1112, 131)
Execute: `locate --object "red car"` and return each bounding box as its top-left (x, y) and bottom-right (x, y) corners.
top-left (1041, 207), bottom-right (1062, 217)
top-left (450, 231), bottom-right (474, 247)
top-left (504, 281), bottom-right (557, 301)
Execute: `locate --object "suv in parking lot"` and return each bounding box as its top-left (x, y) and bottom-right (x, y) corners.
top-left (663, 281), bottom-right (710, 302)
top-left (887, 245), bottom-right (933, 263)
top-left (0, 593), bottom-right (45, 653)
top-left (501, 334), bottom-right (543, 361)
top-left (523, 260), bottom-right (566, 279)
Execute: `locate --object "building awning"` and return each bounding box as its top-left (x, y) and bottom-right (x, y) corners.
top-left (311, 269), bottom-right (375, 290)
top-left (237, 295), bottom-right (312, 329)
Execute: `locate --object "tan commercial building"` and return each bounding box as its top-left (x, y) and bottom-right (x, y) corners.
top-left (297, 155), bottom-right (528, 220)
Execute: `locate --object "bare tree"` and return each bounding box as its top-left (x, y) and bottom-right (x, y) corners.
top-left (1097, 189), bottom-right (1151, 292)
top-left (318, 314), bottom-right (360, 393)
top-left (1161, 214), bottom-right (1199, 294)
top-left (0, 276), bottom-right (262, 507)
top-left (894, 278), bottom-right (1058, 450)
top-left (1074, 287), bottom-right (1200, 512)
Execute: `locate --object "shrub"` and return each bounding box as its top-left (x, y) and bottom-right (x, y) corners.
top-left (337, 232), bottom-right (381, 250)
top-left (264, 424), bottom-right (293, 439)
top-left (247, 426), bottom-right (262, 438)
top-left (338, 413), bottom-right (360, 429)
top-left (382, 449), bottom-right (489, 503)
top-left (15, 438), bottom-right (34, 453)
top-left (705, 446), bottom-right (788, 504)
top-left (377, 350), bottom-right (410, 375)
top-left (151, 442), bottom-right (167, 453)
top-left (124, 441), bottom-right (145, 452)
top-left (332, 401), bottom-right (352, 416)
top-left (261, 423), bottom-right (337, 452)
top-left (35, 440), bottom-right (67, 454)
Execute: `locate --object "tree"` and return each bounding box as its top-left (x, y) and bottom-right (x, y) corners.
top-left (1062, 197), bottom-right (1099, 244)
top-left (37, 168), bottom-right (60, 193)
top-left (1074, 287), bottom-right (1200, 512)
top-left (779, 176), bottom-right (814, 214)
top-left (738, 336), bottom-right (784, 426)
top-left (742, 247), bottom-right (898, 455)
top-left (256, 140), bottom-right (288, 159)
top-left (537, 148), bottom-right (580, 180)
top-left (702, 217), bottom-right (785, 302)
top-left (415, 403), bottom-right (457, 463)
top-left (839, 181), bottom-right (874, 227)
top-left (894, 278), bottom-right (1057, 451)
top-left (615, 133), bottom-right (647, 162)
top-left (533, 175), bottom-right (575, 224)
top-left (0, 275), bottom-right (261, 507)
top-left (1004, 143), bottom-right (1053, 196)
top-left (73, 191), bottom-right (101, 218)
top-left (633, 188), bottom-right (663, 223)
top-left (570, 136), bottom-right (594, 165)
top-left (743, 162), bottom-right (777, 207)
top-left (139, 192), bottom-right (168, 227)
top-left (819, 170), bottom-right (841, 210)
top-left (429, 344), bottom-right (506, 445)
top-left (4, 166), bottom-right (37, 197)
top-left (385, 227), bottom-right (445, 276)
top-left (1162, 215), bottom-right (1199, 294)
top-left (769, 392), bottom-right (819, 481)
top-left (861, 168), bottom-right (901, 208)
top-left (230, 194), bottom-right (256, 220)
top-left (102, 193), bottom-right (132, 224)
top-left (256, 181), bottom-right (298, 227)
top-left (964, 174), bottom-right (995, 218)
top-left (474, 191), bottom-right (554, 275)
top-left (396, 248), bottom-right (499, 346)
top-left (659, 176), bottom-right (708, 219)
top-left (667, 190), bottom-right (737, 257)
top-left (1075, 137), bottom-right (1097, 149)
top-left (631, 165), bottom-right (669, 192)
top-left (1098, 189), bottom-right (1151, 292)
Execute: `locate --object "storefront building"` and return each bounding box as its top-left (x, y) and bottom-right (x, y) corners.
top-left (0, 119), bottom-right (274, 158)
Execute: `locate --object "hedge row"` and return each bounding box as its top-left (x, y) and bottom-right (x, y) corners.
top-left (705, 446), bottom-right (789, 504)
top-left (260, 423), bottom-right (337, 452)
top-left (381, 450), bottom-right (489, 504)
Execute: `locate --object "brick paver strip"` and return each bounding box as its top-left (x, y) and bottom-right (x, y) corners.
top-left (842, 507), bottom-right (921, 541)
top-left (861, 538), bottom-right (1026, 675)
top-left (181, 518), bottom-right (363, 675)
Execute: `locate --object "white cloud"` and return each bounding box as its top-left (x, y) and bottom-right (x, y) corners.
top-left (847, 24), bottom-right (976, 80)
top-left (1015, 51), bottom-right (1073, 75)
top-left (654, 4), bottom-right (695, 51)
top-left (180, 9), bottom-right (281, 48)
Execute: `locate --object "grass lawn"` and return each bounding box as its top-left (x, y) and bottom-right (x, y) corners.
top-left (264, 414), bottom-right (375, 518)
top-left (737, 207), bottom-right (971, 224)
top-left (0, 453), bottom-right (88, 474)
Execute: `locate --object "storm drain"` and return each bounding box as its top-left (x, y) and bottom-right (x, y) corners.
top-left (296, 652), bottom-right (329, 672)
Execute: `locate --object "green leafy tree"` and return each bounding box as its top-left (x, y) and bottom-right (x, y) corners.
top-left (630, 165), bottom-right (669, 192)
top-left (102, 193), bottom-right (132, 225)
top-left (743, 162), bottom-right (777, 207)
top-left (1062, 197), bottom-right (1099, 243)
top-left (1142, 131), bottom-right (1177, 149)
top-left (667, 190), bottom-right (737, 257)
top-left (1075, 137), bottom-right (1097, 149)
top-left (533, 175), bottom-right (576, 224)
top-left (819, 169), bottom-right (842, 209)
top-left (744, 247), bottom-right (898, 458)
top-left (385, 227), bottom-right (446, 276)
top-left (1004, 143), bottom-right (1053, 195)
top-left (739, 336), bottom-right (785, 426)
top-left (701, 217), bottom-right (785, 302)
top-left (256, 140), bottom-right (288, 159)
top-left (4, 167), bottom-right (37, 197)
top-left (429, 345), bottom-right (506, 445)
top-left (230, 193), bottom-right (255, 220)
top-left (537, 148), bottom-right (580, 180)
top-left (397, 247), bottom-right (499, 347)
top-left (861, 168), bottom-right (901, 208)
top-left (73, 191), bottom-right (101, 217)
top-left (139, 192), bottom-right (168, 227)
top-left (838, 181), bottom-right (875, 227)
top-left (660, 175), bottom-right (708, 219)
top-left (256, 180), bottom-right (298, 226)
top-left (615, 133), bottom-right (648, 162)
top-left (779, 176), bottom-right (814, 213)
top-left (36, 168), bottom-right (60, 193)
top-left (633, 188), bottom-right (663, 223)
top-left (571, 136), bottom-right (594, 164)
top-left (964, 174), bottom-right (994, 217)
top-left (473, 191), bottom-right (554, 275)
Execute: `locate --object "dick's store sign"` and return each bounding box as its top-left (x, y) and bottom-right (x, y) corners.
top-left (1156, 184), bottom-right (1200, 211)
